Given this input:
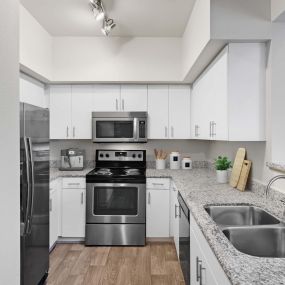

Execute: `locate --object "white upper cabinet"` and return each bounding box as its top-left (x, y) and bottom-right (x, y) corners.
top-left (50, 85), bottom-right (72, 139)
top-left (169, 85), bottom-right (191, 139)
top-left (20, 74), bottom-right (49, 108)
top-left (147, 85), bottom-right (169, 139)
top-left (71, 85), bottom-right (94, 139)
top-left (93, 84), bottom-right (121, 111)
top-left (50, 85), bottom-right (93, 139)
top-left (191, 43), bottom-right (266, 141)
top-left (148, 85), bottom-right (191, 139)
top-left (120, 85), bottom-right (147, 111)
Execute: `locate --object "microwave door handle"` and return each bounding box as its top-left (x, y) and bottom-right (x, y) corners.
top-left (134, 118), bottom-right (138, 141)
top-left (27, 137), bottom-right (35, 234)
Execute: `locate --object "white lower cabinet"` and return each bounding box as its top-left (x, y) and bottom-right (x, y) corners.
top-left (61, 178), bottom-right (86, 238)
top-left (146, 178), bottom-right (170, 238)
top-left (49, 179), bottom-right (60, 249)
top-left (49, 189), bottom-right (58, 249)
top-left (190, 213), bottom-right (231, 285)
top-left (170, 182), bottom-right (179, 255)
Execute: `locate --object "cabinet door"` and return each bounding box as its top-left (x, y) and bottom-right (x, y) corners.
top-left (120, 85), bottom-right (147, 111)
top-left (93, 84), bottom-right (120, 111)
top-left (147, 85), bottom-right (169, 139)
top-left (61, 188), bottom-right (85, 238)
top-left (71, 85), bottom-right (94, 139)
top-left (50, 85), bottom-right (72, 139)
top-left (169, 85), bottom-right (191, 139)
top-left (192, 75), bottom-right (211, 140)
top-left (171, 185), bottom-right (179, 255)
top-left (208, 49), bottom-right (228, 141)
top-left (49, 190), bottom-right (58, 249)
top-left (146, 189), bottom-right (169, 237)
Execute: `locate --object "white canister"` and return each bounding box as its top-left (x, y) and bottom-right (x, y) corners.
top-left (182, 157), bottom-right (192, 170)
top-left (156, 159), bottom-right (166, 170)
top-left (170, 152), bottom-right (181, 170)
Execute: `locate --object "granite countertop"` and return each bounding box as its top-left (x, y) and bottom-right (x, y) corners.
top-left (146, 168), bottom-right (285, 285)
top-left (50, 167), bottom-right (93, 181)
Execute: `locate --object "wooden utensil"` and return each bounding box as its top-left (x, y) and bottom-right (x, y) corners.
top-left (237, 160), bottom-right (252, 191)
top-left (230, 148), bottom-right (246, 187)
top-left (154, 149), bottom-right (158, 159)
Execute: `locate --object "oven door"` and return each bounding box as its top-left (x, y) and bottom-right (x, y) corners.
top-left (92, 118), bottom-right (137, 142)
top-left (86, 183), bottom-right (146, 224)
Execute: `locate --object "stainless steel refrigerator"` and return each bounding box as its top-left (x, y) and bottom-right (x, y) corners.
top-left (20, 103), bottom-right (49, 285)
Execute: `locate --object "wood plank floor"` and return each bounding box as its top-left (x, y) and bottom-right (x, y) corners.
top-left (47, 242), bottom-right (185, 285)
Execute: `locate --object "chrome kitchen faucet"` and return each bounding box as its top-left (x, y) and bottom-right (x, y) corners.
top-left (265, 175), bottom-right (285, 198)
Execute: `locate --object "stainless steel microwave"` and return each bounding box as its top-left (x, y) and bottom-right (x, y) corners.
top-left (92, 112), bottom-right (148, 143)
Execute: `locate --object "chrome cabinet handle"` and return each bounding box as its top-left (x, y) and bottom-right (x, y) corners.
top-left (73, 127), bottom-right (75, 138)
top-left (195, 125), bottom-right (199, 137)
top-left (116, 99), bottom-right (118, 110)
top-left (81, 192), bottom-right (84, 204)
top-left (196, 257), bottom-right (202, 282)
top-left (171, 126), bottom-right (174, 138)
top-left (165, 126), bottom-right (168, 138)
top-left (27, 138), bottom-right (34, 235)
top-left (122, 99), bottom-right (125, 111)
top-left (175, 204), bottom-right (179, 218)
top-left (209, 121), bottom-right (212, 137)
top-left (67, 183), bottom-right (81, 186)
top-left (66, 126), bottom-right (69, 138)
top-left (148, 192), bottom-right (151, 204)
top-left (152, 183), bottom-right (164, 186)
top-left (212, 121), bottom-right (216, 137)
top-left (49, 199), bottom-right (52, 212)
top-left (199, 263), bottom-right (206, 285)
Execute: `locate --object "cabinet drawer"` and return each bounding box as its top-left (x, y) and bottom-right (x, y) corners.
top-left (147, 178), bottom-right (170, 190)
top-left (62, 177), bottom-right (85, 189)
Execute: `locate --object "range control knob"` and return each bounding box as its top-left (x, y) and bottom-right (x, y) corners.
top-left (138, 154), bottom-right (142, 159)
top-left (132, 154), bottom-right (136, 158)
top-left (105, 153), bottom-right (109, 158)
top-left (99, 153), bottom-right (104, 158)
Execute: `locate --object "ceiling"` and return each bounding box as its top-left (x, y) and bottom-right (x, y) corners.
top-left (20, 0), bottom-right (195, 37)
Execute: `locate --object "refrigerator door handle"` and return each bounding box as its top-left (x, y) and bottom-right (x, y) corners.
top-left (23, 137), bottom-right (31, 236)
top-left (27, 137), bottom-right (35, 234)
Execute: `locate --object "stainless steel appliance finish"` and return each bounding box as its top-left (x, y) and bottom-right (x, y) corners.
top-left (178, 193), bottom-right (190, 285)
top-left (223, 226), bottom-right (285, 258)
top-left (86, 150), bottom-right (146, 246)
top-left (205, 205), bottom-right (280, 226)
top-left (20, 103), bottom-right (49, 285)
top-left (60, 148), bottom-right (85, 171)
top-left (92, 112), bottom-right (147, 143)
top-left (205, 204), bottom-right (285, 258)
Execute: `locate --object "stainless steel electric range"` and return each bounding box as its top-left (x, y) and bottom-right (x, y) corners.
top-left (85, 150), bottom-right (146, 246)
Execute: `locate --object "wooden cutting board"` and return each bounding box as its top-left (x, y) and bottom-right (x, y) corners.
top-left (230, 148), bottom-right (246, 187)
top-left (237, 160), bottom-right (252, 191)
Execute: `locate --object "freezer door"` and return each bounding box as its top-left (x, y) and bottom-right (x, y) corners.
top-left (21, 103), bottom-right (49, 285)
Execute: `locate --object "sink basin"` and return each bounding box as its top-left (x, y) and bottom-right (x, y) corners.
top-left (205, 205), bottom-right (280, 226)
top-left (223, 227), bottom-right (285, 258)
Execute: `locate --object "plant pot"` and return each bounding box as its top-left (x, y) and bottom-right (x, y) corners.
top-left (216, 170), bottom-right (228, 184)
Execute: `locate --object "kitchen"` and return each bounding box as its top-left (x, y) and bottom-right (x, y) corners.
top-left (1, 0), bottom-right (285, 285)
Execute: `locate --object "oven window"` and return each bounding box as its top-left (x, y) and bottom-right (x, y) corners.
top-left (96, 121), bottom-right (134, 138)
top-left (93, 186), bottom-right (138, 215)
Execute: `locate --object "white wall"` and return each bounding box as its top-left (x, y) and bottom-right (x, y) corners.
top-left (52, 37), bottom-right (182, 83)
top-left (211, 0), bottom-right (271, 40)
top-left (20, 5), bottom-right (53, 81)
top-left (271, 0), bottom-right (285, 21)
top-left (0, 0), bottom-right (20, 284)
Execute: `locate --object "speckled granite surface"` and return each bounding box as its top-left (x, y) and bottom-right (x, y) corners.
top-left (267, 162), bottom-right (285, 173)
top-left (50, 167), bottom-right (93, 181)
top-left (146, 168), bottom-right (285, 285)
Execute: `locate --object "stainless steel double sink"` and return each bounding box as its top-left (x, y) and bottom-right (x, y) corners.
top-left (205, 205), bottom-right (285, 258)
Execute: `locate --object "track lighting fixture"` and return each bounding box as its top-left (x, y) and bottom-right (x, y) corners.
top-left (101, 18), bottom-right (116, 36)
top-left (89, 0), bottom-right (116, 36)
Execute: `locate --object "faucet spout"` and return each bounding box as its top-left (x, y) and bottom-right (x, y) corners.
top-left (265, 175), bottom-right (285, 198)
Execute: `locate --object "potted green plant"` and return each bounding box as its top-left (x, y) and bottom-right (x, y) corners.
top-left (214, 156), bottom-right (232, 183)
